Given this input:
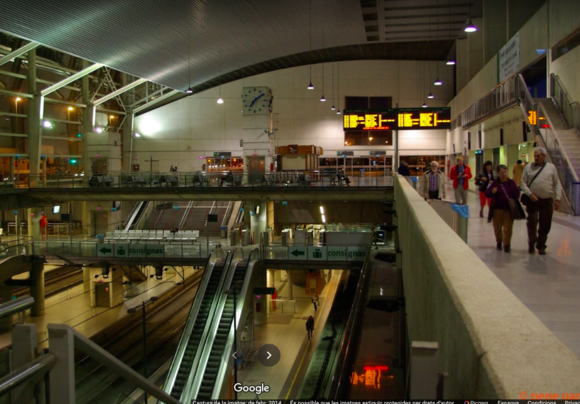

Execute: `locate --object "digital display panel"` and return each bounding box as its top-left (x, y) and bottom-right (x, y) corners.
top-left (343, 107), bottom-right (451, 131)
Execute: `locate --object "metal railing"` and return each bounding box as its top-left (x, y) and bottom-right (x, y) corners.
top-left (551, 73), bottom-right (580, 133)
top-left (0, 170), bottom-right (394, 190)
top-left (461, 73), bottom-right (579, 215)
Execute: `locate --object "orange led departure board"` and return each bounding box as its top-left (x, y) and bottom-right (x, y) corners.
top-left (343, 107), bottom-right (451, 131)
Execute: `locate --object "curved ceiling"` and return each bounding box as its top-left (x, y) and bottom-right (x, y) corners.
top-left (0, 0), bottom-right (481, 94)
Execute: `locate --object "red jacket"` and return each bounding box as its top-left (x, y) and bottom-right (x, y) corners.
top-left (449, 164), bottom-right (472, 190)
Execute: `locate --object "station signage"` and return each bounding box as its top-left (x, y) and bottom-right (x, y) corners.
top-left (343, 107), bottom-right (451, 131)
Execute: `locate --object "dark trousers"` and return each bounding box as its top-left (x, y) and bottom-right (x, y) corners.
top-left (525, 197), bottom-right (553, 250)
top-left (307, 328), bottom-right (313, 339)
top-left (428, 190), bottom-right (439, 199)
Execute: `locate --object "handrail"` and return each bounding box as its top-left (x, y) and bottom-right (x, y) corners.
top-left (551, 73), bottom-right (580, 133)
top-left (181, 250), bottom-right (236, 402)
top-left (211, 251), bottom-right (259, 398)
top-left (178, 201), bottom-right (194, 229)
top-left (327, 246), bottom-right (372, 398)
top-left (0, 353), bottom-right (55, 396)
top-left (164, 248), bottom-right (225, 395)
top-left (124, 201), bottom-right (144, 231)
top-left (189, 248), bottom-right (244, 399)
top-left (53, 324), bottom-right (181, 404)
top-left (0, 296), bottom-right (34, 320)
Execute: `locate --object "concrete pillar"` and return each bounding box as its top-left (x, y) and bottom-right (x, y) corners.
top-left (27, 49), bottom-right (42, 181)
top-left (27, 207), bottom-right (42, 240)
top-left (483, 0), bottom-right (508, 64)
top-left (12, 324), bottom-right (37, 403)
top-left (83, 267), bottom-right (91, 293)
top-left (0, 286), bottom-right (13, 330)
top-left (30, 257), bottom-right (45, 316)
top-left (254, 266), bottom-right (267, 326)
top-left (286, 270), bottom-right (293, 300)
top-left (467, 18), bottom-right (484, 82)
top-left (122, 112), bottom-right (134, 172)
top-left (456, 39), bottom-right (468, 93)
top-left (47, 324), bottom-right (75, 403)
top-left (81, 60), bottom-right (94, 179)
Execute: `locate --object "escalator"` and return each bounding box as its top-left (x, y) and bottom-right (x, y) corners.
top-left (164, 249), bottom-right (231, 400)
top-left (124, 201), bottom-right (149, 231)
top-left (196, 258), bottom-right (249, 399)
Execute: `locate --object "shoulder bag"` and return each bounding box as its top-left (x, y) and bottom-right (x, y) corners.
top-left (520, 163), bottom-right (546, 206)
top-left (501, 183), bottom-right (526, 220)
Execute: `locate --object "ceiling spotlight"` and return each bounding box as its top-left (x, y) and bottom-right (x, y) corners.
top-left (428, 93), bottom-right (434, 99)
top-left (186, 87), bottom-right (193, 94)
top-left (464, 18), bottom-right (477, 33)
top-left (434, 78), bottom-right (442, 86)
top-left (134, 133), bottom-right (141, 138)
top-left (42, 120), bottom-right (52, 128)
top-left (422, 103), bottom-right (428, 108)
top-left (446, 59), bottom-right (456, 65)
top-left (308, 82), bottom-right (314, 90)
top-left (331, 105), bottom-right (336, 111)
top-left (217, 97), bottom-right (224, 104)
top-left (320, 95), bottom-right (326, 102)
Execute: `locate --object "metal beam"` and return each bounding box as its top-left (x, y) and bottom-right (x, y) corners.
top-left (93, 78), bottom-right (147, 106)
top-left (0, 42), bottom-right (40, 67)
top-left (132, 89), bottom-right (181, 114)
top-left (40, 63), bottom-right (103, 96)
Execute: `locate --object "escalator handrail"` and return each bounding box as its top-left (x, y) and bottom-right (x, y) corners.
top-left (210, 253), bottom-right (259, 399)
top-left (327, 247), bottom-right (373, 399)
top-left (189, 248), bottom-right (244, 399)
top-left (124, 201), bottom-right (144, 231)
top-left (164, 248), bottom-right (226, 395)
top-left (180, 249), bottom-right (238, 402)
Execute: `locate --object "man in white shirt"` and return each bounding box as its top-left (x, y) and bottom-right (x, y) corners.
top-left (519, 147), bottom-right (562, 255)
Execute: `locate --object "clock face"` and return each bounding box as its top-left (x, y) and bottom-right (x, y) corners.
top-left (242, 87), bottom-right (273, 115)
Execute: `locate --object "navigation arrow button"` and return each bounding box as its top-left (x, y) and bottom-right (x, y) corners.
top-left (267, 351), bottom-right (272, 360)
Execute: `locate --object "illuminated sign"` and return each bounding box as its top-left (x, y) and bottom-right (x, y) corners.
top-left (350, 365), bottom-right (390, 389)
top-left (344, 108), bottom-right (451, 131)
top-left (528, 110), bottom-right (537, 125)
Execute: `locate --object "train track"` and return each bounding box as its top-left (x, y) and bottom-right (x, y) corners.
top-left (13, 265), bottom-right (84, 298)
top-left (74, 268), bottom-right (205, 403)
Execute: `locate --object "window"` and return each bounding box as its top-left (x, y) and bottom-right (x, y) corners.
top-left (553, 28), bottom-right (580, 61)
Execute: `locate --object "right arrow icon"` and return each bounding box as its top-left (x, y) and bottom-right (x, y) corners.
top-left (267, 351), bottom-right (272, 360)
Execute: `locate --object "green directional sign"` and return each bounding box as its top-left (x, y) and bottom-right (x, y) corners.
top-left (115, 244), bottom-right (129, 257)
top-left (97, 245), bottom-right (113, 257)
top-left (327, 246), bottom-right (348, 261)
top-left (308, 246), bottom-right (327, 260)
top-left (347, 247), bottom-right (367, 261)
top-left (128, 244), bottom-right (164, 258)
top-left (289, 246), bottom-right (307, 260)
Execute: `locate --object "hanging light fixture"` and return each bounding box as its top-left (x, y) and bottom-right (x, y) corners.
top-left (186, 29), bottom-right (193, 95)
top-left (217, 52), bottom-right (224, 104)
top-left (464, 17), bottom-right (477, 33)
top-left (320, 27), bottom-right (326, 101)
top-left (428, 93), bottom-right (434, 99)
top-left (307, 0), bottom-right (314, 90)
top-left (336, 61), bottom-right (341, 115)
top-left (331, 54), bottom-right (336, 110)
top-left (446, 59), bottom-right (456, 65)
top-left (434, 77), bottom-right (442, 86)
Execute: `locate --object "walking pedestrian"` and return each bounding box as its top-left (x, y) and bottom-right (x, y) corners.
top-left (485, 165), bottom-right (521, 253)
top-left (450, 156), bottom-right (472, 205)
top-left (306, 315), bottom-right (314, 340)
top-left (475, 161), bottom-right (494, 218)
top-left (311, 294), bottom-right (319, 312)
top-left (418, 161), bottom-right (446, 200)
top-left (519, 147), bottom-right (562, 255)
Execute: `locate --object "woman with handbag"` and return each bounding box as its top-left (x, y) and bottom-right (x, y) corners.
top-left (485, 165), bottom-right (521, 253)
top-left (475, 160), bottom-right (495, 218)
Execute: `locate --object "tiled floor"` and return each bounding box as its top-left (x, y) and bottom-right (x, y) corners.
top-left (440, 182), bottom-right (580, 359)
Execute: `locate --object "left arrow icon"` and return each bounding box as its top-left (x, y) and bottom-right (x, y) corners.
top-left (232, 352), bottom-right (237, 359)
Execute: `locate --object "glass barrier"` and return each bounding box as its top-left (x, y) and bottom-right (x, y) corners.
top-left (551, 73), bottom-right (580, 132)
top-left (261, 244), bottom-right (370, 262)
top-left (1, 170), bottom-right (394, 190)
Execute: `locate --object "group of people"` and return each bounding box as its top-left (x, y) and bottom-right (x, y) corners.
top-left (415, 148), bottom-right (561, 255)
top-left (169, 165), bottom-right (178, 172)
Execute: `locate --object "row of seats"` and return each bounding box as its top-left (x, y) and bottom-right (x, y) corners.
top-left (105, 229), bottom-right (199, 242)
